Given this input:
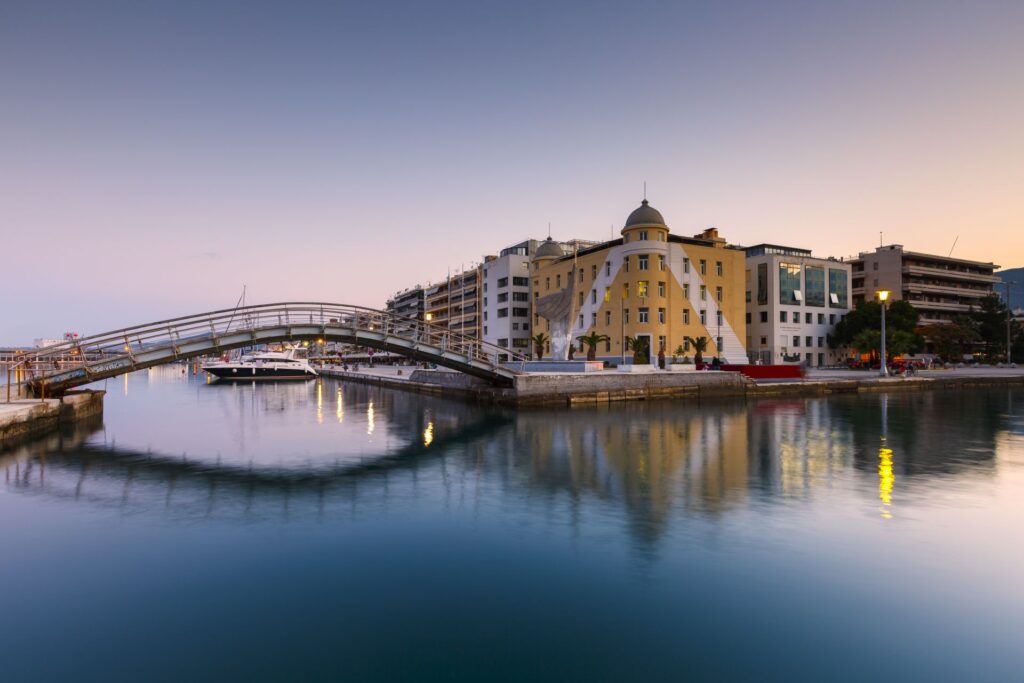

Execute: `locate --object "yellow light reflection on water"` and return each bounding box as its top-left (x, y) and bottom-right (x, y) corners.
top-left (316, 380), bottom-right (323, 424)
top-left (367, 401), bottom-right (375, 435)
top-left (878, 443), bottom-right (895, 519)
top-left (123, 373), bottom-right (129, 396)
top-left (336, 388), bottom-right (344, 423)
top-left (423, 421), bottom-right (434, 447)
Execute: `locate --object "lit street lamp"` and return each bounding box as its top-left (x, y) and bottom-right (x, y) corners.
top-left (878, 289), bottom-right (891, 377)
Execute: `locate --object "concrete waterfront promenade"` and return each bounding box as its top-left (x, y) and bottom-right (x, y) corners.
top-left (319, 364), bottom-right (1024, 406)
top-left (0, 391), bottom-right (105, 448)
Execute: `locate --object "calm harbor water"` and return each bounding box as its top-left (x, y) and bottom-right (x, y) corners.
top-left (2, 367), bottom-right (1023, 681)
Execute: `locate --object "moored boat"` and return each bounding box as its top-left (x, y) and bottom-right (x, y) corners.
top-left (203, 347), bottom-right (317, 381)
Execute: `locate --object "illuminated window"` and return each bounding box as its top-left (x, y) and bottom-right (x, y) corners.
top-left (604, 287), bottom-right (611, 302)
top-left (779, 263), bottom-right (801, 304)
top-left (637, 281), bottom-right (649, 298)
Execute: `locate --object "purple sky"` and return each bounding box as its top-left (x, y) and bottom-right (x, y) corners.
top-left (3, 1), bottom-right (1022, 344)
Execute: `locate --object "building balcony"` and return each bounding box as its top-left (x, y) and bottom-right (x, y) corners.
top-left (905, 282), bottom-right (992, 298)
top-left (902, 265), bottom-right (1000, 284)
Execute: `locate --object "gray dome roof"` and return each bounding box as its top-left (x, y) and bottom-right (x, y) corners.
top-left (534, 237), bottom-right (563, 258)
top-left (624, 199), bottom-right (666, 228)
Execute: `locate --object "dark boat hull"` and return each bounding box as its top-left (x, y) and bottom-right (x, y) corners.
top-left (204, 366), bottom-right (316, 381)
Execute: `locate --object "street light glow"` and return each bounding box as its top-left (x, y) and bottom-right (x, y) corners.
top-left (877, 289), bottom-right (891, 302)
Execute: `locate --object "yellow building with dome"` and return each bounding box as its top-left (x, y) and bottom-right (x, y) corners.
top-left (530, 200), bottom-right (747, 364)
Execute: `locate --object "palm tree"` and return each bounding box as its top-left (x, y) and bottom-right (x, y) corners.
top-left (625, 335), bottom-right (650, 365)
top-left (685, 336), bottom-right (709, 365)
top-left (530, 333), bottom-right (549, 360)
top-left (576, 332), bottom-right (611, 361)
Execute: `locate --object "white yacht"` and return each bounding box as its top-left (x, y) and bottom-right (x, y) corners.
top-left (203, 347), bottom-right (317, 381)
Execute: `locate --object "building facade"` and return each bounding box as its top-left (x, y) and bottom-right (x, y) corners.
top-left (744, 245), bottom-right (852, 366)
top-left (531, 200), bottom-right (747, 364)
top-left (851, 245), bottom-right (1000, 325)
top-left (422, 266), bottom-right (483, 340)
top-left (384, 286), bottom-right (425, 336)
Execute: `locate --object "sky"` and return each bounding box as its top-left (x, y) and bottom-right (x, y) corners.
top-left (2, 0), bottom-right (1022, 344)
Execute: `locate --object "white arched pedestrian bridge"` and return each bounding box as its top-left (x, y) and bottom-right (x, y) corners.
top-left (7, 302), bottom-right (527, 398)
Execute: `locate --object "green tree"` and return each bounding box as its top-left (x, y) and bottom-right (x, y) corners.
top-left (852, 329), bottom-right (881, 361)
top-left (970, 293), bottom-right (1012, 359)
top-left (625, 336), bottom-right (650, 365)
top-left (530, 333), bottom-right (549, 360)
top-left (685, 336), bottom-right (709, 365)
top-left (922, 317), bottom-right (979, 361)
top-left (828, 298), bottom-right (923, 357)
top-left (576, 332), bottom-right (611, 361)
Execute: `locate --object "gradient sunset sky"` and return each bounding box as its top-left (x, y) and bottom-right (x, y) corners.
top-left (3, 1), bottom-right (1022, 343)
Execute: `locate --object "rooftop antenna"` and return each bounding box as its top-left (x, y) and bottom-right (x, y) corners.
top-left (643, 181), bottom-right (647, 201)
top-left (547, 222), bottom-right (551, 239)
top-left (879, 231), bottom-right (883, 248)
top-left (948, 235), bottom-right (959, 257)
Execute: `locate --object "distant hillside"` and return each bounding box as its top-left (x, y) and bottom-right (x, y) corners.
top-left (996, 268), bottom-right (1024, 309)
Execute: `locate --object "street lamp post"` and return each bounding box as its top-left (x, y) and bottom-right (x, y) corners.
top-left (878, 290), bottom-right (891, 377)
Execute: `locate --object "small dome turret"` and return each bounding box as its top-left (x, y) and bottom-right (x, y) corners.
top-left (533, 237), bottom-right (563, 259)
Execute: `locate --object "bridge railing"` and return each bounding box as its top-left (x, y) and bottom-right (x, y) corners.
top-left (5, 302), bottom-right (528, 400)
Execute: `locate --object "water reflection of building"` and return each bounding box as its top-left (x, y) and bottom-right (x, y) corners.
top-left (4, 381), bottom-right (1018, 549)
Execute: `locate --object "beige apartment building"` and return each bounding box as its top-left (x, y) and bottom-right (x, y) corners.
top-left (851, 245), bottom-right (1000, 325)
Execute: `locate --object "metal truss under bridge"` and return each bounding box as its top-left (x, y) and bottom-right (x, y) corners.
top-left (5, 302), bottom-right (528, 398)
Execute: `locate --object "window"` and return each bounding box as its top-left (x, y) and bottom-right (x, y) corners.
top-left (684, 258), bottom-right (690, 274)
top-left (805, 336), bottom-right (813, 348)
top-left (512, 322), bottom-right (519, 331)
top-left (639, 307), bottom-right (650, 323)
top-left (513, 338), bottom-right (530, 348)
top-left (757, 262), bottom-right (768, 305)
top-left (637, 281), bottom-right (649, 298)
top-left (805, 265), bottom-right (825, 307)
top-left (716, 286), bottom-right (723, 302)
top-left (657, 281), bottom-right (665, 297)
top-left (717, 337), bottom-right (723, 351)
top-left (484, 326), bottom-right (488, 335)
top-left (497, 277), bottom-right (508, 288)
top-left (638, 230), bottom-right (648, 241)
top-left (623, 283), bottom-right (630, 299)
top-left (605, 339), bottom-right (611, 352)
top-left (513, 307), bottom-right (528, 317)
top-left (715, 261), bottom-right (723, 276)
top-left (760, 336), bottom-right (767, 346)
top-left (605, 261), bottom-right (611, 277)
top-left (591, 290), bottom-right (597, 304)
top-left (498, 308), bottom-right (509, 318)
top-left (760, 311), bottom-right (768, 323)
top-left (498, 338), bottom-right (509, 348)
top-left (817, 337), bottom-right (824, 347)
top-left (683, 309), bottom-right (690, 324)
top-left (591, 265), bottom-right (597, 280)
top-left (513, 276), bottom-right (529, 287)
top-left (793, 335), bottom-right (800, 347)
top-left (829, 269), bottom-right (849, 308)
top-left (746, 290), bottom-right (751, 303)
top-left (578, 292), bottom-right (584, 307)
top-left (780, 311), bottom-right (788, 323)
top-left (624, 309), bottom-right (630, 324)
top-left (684, 339), bottom-right (691, 351)
top-left (658, 335), bottom-right (666, 351)
top-left (700, 309), bottom-right (707, 325)
top-left (513, 292), bottom-right (529, 302)
top-left (556, 274), bottom-right (561, 288)
top-left (579, 268), bottom-right (584, 283)
top-left (658, 308), bottom-right (665, 324)
top-left (746, 312), bottom-right (752, 324)
top-left (818, 313), bottom-right (825, 324)
top-left (638, 255), bottom-right (649, 271)
top-left (658, 255), bottom-right (666, 271)
top-left (700, 285), bottom-right (707, 300)
top-left (497, 292), bottom-right (508, 303)
top-left (829, 314), bottom-right (836, 324)
top-left (604, 287), bottom-right (611, 302)
top-left (716, 311), bottom-right (723, 326)
top-left (623, 256), bottom-right (629, 273)
top-left (484, 311), bottom-right (488, 321)
top-left (700, 259), bottom-right (707, 275)
top-left (579, 314), bottom-right (584, 328)
top-left (605, 310), bottom-right (612, 325)
top-left (684, 283), bottom-right (690, 298)
top-left (779, 263), bottom-right (801, 304)
top-left (805, 312), bottom-right (812, 324)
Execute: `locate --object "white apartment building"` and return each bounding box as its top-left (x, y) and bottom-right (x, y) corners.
top-left (482, 238), bottom-right (595, 360)
top-left (745, 244), bottom-right (852, 367)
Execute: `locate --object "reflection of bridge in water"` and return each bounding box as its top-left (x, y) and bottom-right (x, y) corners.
top-left (3, 389), bottom-right (1011, 543)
